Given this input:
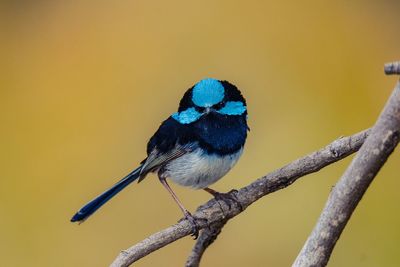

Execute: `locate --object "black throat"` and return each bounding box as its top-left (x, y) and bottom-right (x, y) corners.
top-left (192, 112), bottom-right (248, 155)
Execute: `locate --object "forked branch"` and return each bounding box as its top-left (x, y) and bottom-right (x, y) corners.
top-left (111, 129), bottom-right (370, 267)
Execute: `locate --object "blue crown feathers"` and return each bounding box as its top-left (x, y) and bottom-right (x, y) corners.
top-left (192, 78), bottom-right (225, 107)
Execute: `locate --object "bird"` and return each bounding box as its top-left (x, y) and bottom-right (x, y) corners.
top-left (71, 78), bottom-right (249, 237)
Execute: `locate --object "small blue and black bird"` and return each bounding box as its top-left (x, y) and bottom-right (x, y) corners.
top-left (71, 78), bottom-right (248, 236)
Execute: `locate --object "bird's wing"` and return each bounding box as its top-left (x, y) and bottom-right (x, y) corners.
top-left (138, 116), bottom-right (196, 182)
top-left (138, 145), bottom-right (192, 181)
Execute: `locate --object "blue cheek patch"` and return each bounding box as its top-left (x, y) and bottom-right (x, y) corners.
top-left (218, 101), bottom-right (247, 115)
top-left (192, 78), bottom-right (225, 107)
top-left (172, 107), bottom-right (202, 124)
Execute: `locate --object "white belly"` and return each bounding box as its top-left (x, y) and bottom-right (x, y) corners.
top-left (163, 148), bottom-right (243, 189)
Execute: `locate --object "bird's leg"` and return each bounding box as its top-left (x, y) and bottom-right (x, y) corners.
top-left (204, 187), bottom-right (243, 211)
top-left (203, 187), bottom-right (221, 196)
top-left (158, 174), bottom-right (199, 239)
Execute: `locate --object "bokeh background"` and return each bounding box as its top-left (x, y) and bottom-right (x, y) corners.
top-left (1, 1), bottom-right (399, 266)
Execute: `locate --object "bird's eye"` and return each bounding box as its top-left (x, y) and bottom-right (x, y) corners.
top-left (213, 101), bottom-right (225, 110)
top-left (195, 106), bottom-right (206, 113)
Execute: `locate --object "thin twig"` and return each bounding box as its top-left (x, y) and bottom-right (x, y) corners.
top-left (293, 79), bottom-right (400, 266)
top-left (110, 128), bottom-right (370, 267)
top-left (384, 61), bottom-right (400, 75)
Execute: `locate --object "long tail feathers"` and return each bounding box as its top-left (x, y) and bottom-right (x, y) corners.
top-left (71, 165), bottom-right (142, 223)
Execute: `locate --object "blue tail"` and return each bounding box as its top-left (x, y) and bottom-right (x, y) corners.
top-left (71, 166), bottom-right (142, 223)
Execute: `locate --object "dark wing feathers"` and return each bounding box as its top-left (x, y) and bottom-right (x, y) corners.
top-left (138, 117), bottom-right (197, 181)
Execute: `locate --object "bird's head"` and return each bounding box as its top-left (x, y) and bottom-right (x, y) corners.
top-left (172, 78), bottom-right (247, 124)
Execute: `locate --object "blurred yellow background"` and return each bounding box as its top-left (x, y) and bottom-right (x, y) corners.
top-left (1, 1), bottom-right (399, 266)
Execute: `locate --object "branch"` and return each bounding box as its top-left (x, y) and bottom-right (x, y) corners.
top-left (110, 128), bottom-right (370, 267)
top-left (384, 61), bottom-right (400, 75)
top-left (185, 220), bottom-right (226, 267)
top-left (293, 77), bottom-right (400, 265)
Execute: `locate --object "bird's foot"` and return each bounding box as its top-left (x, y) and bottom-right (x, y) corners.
top-left (210, 189), bottom-right (244, 212)
top-left (180, 211), bottom-right (200, 239)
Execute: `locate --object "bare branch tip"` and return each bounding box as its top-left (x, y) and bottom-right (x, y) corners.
top-left (384, 61), bottom-right (400, 75)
